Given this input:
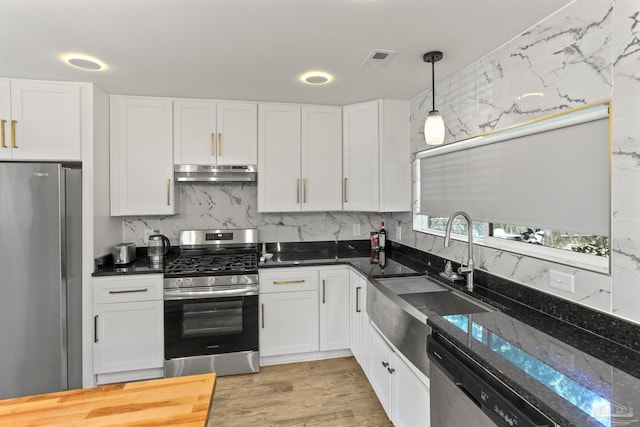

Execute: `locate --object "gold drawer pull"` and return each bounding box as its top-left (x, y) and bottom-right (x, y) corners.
top-left (211, 132), bottom-right (215, 156)
top-left (1, 119), bottom-right (6, 148)
top-left (11, 120), bottom-right (17, 148)
top-left (273, 280), bottom-right (306, 285)
top-left (218, 133), bottom-right (222, 156)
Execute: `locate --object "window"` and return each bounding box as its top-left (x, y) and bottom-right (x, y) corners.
top-left (413, 102), bottom-right (611, 273)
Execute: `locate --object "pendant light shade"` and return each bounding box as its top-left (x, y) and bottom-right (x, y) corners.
top-left (424, 110), bottom-right (445, 145)
top-left (423, 51), bottom-right (444, 146)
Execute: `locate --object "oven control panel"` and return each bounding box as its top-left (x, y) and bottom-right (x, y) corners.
top-left (164, 274), bottom-right (259, 290)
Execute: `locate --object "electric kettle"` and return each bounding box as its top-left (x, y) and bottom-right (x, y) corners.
top-left (148, 234), bottom-right (170, 263)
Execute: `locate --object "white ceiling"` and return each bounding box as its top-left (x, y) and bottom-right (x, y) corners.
top-left (1, 0), bottom-right (574, 105)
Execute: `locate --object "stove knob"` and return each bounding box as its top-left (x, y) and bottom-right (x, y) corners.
top-left (184, 278), bottom-right (193, 287)
top-left (208, 276), bottom-right (216, 286)
top-left (230, 275), bottom-right (238, 284)
top-left (174, 278), bottom-right (183, 288)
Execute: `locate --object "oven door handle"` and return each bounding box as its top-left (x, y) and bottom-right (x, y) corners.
top-left (164, 286), bottom-right (258, 300)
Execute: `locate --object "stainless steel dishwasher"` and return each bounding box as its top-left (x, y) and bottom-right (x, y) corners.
top-left (428, 331), bottom-right (558, 427)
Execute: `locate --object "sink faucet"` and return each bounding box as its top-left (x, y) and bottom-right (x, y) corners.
top-left (443, 211), bottom-right (474, 292)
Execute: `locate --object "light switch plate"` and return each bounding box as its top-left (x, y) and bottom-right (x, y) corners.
top-left (549, 270), bottom-right (575, 293)
top-left (396, 227), bottom-right (402, 240)
top-left (353, 224), bottom-right (361, 236)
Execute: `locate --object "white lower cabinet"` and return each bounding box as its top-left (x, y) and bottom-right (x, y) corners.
top-left (260, 291), bottom-right (319, 356)
top-left (259, 268), bottom-right (320, 357)
top-left (319, 267), bottom-right (350, 351)
top-left (368, 322), bottom-right (431, 427)
top-left (92, 275), bottom-right (164, 385)
top-left (349, 270), bottom-right (369, 371)
top-left (259, 266), bottom-right (350, 360)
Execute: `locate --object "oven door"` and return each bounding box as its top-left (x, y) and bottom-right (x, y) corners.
top-left (164, 295), bottom-right (258, 360)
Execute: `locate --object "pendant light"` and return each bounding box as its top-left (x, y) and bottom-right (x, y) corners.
top-left (423, 51), bottom-right (445, 145)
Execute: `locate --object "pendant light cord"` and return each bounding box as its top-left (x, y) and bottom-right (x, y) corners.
top-left (431, 60), bottom-right (436, 112)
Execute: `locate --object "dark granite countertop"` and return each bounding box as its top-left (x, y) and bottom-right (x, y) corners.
top-left (93, 240), bottom-right (427, 279)
top-left (428, 308), bottom-right (640, 427)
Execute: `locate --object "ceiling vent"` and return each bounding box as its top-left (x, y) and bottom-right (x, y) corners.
top-left (361, 49), bottom-right (396, 69)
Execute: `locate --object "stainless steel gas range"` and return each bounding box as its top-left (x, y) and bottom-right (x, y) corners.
top-left (163, 229), bottom-right (259, 377)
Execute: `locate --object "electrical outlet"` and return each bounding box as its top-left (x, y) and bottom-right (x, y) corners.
top-left (144, 229), bottom-right (158, 244)
top-left (353, 223), bottom-right (361, 236)
top-left (550, 270), bottom-right (575, 293)
top-left (396, 226), bottom-right (402, 240)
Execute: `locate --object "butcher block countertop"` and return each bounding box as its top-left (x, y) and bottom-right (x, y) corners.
top-left (0, 373), bottom-right (216, 427)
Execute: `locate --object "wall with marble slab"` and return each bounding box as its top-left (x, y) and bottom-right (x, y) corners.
top-left (122, 183), bottom-right (390, 246)
top-left (401, 0), bottom-right (640, 325)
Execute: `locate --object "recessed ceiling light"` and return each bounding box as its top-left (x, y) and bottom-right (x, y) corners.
top-left (61, 54), bottom-right (107, 71)
top-left (517, 92), bottom-right (544, 100)
top-left (300, 71), bottom-right (333, 85)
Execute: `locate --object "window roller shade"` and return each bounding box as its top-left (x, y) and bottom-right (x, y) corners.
top-left (418, 105), bottom-right (610, 237)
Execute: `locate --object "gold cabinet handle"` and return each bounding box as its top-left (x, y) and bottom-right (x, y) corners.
top-left (344, 178), bottom-right (348, 203)
top-left (303, 178), bottom-right (307, 203)
top-left (11, 120), bottom-right (17, 148)
top-left (296, 178), bottom-right (300, 203)
top-left (0, 119), bottom-right (6, 148)
top-left (217, 133), bottom-right (222, 156)
top-left (211, 132), bottom-right (215, 156)
top-left (167, 179), bottom-right (171, 206)
top-left (273, 280), bottom-right (306, 285)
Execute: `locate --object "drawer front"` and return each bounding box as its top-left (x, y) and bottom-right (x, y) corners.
top-left (260, 268), bottom-right (318, 293)
top-left (93, 275), bottom-right (163, 304)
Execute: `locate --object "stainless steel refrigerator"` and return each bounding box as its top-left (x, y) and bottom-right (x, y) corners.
top-left (0, 162), bottom-right (82, 399)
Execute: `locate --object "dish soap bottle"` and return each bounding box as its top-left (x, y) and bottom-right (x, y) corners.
top-left (379, 221), bottom-right (386, 249)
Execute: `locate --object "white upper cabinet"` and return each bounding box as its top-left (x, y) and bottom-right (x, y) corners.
top-left (173, 99), bottom-right (257, 165)
top-left (343, 99), bottom-right (410, 212)
top-left (258, 103), bottom-right (342, 212)
top-left (217, 101), bottom-right (258, 165)
top-left (258, 103), bottom-right (302, 212)
top-left (110, 95), bottom-right (177, 216)
top-left (0, 79), bottom-right (81, 161)
top-left (173, 99), bottom-right (216, 164)
top-left (301, 105), bottom-right (342, 211)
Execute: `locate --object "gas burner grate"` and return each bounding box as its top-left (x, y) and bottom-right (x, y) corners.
top-left (165, 252), bottom-right (258, 275)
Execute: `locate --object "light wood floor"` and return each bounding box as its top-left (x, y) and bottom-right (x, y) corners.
top-left (208, 357), bottom-right (393, 426)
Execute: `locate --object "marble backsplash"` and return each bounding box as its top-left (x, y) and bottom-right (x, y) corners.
top-left (122, 183), bottom-right (393, 245)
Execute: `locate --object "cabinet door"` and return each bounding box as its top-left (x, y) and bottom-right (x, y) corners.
top-left (301, 105), bottom-right (342, 211)
top-left (217, 101), bottom-right (257, 165)
top-left (173, 99), bottom-right (216, 164)
top-left (10, 80), bottom-right (80, 161)
top-left (394, 353), bottom-right (431, 427)
top-left (368, 322), bottom-right (394, 419)
top-left (259, 291), bottom-right (319, 356)
top-left (110, 96), bottom-right (176, 215)
top-left (319, 268), bottom-right (350, 351)
top-left (379, 100), bottom-right (411, 212)
top-left (342, 100), bottom-right (379, 211)
top-left (0, 79), bottom-right (10, 160)
top-left (258, 104), bottom-right (301, 212)
top-left (349, 271), bottom-right (368, 367)
top-left (93, 300), bottom-right (164, 374)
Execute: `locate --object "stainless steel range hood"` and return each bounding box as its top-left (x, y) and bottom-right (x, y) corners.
top-left (174, 165), bottom-right (257, 183)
